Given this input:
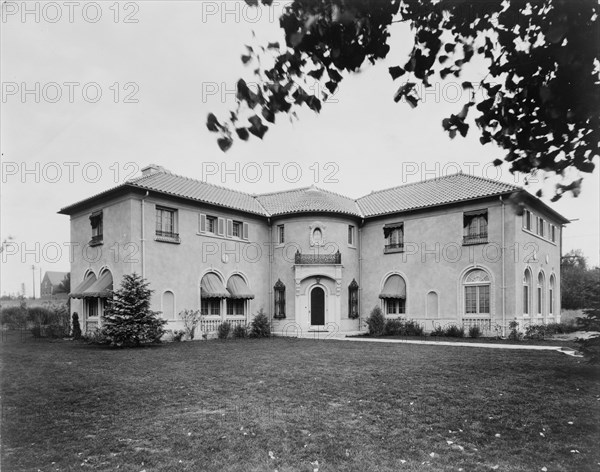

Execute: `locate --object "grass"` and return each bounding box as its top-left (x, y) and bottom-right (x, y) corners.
top-left (1, 335), bottom-right (599, 472)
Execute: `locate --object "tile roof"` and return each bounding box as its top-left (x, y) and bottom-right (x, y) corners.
top-left (60, 167), bottom-right (525, 219)
top-left (256, 186), bottom-right (361, 217)
top-left (356, 173), bottom-right (520, 217)
top-left (127, 172), bottom-right (266, 216)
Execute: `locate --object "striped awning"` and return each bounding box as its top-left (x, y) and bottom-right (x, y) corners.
top-left (83, 271), bottom-right (113, 298)
top-left (201, 273), bottom-right (229, 298)
top-left (69, 274), bottom-right (97, 299)
top-left (379, 275), bottom-right (406, 299)
top-left (227, 275), bottom-right (255, 299)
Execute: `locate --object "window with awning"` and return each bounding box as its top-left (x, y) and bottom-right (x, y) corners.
top-left (83, 271), bottom-right (113, 298)
top-left (379, 274), bottom-right (406, 299)
top-left (463, 209), bottom-right (488, 245)
top-left (226, 275), bottom-right (255, 299)
top-left (200, 273), bottom-right (229, 299)
top-left (383, 222), bottom-right (404, 253)
top-left (380, 275), bottom-right (407, 316)
top-left (70, 273), bottom-right (97, 298)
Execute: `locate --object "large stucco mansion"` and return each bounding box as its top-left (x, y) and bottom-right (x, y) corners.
top-left (60, 165), bottom-right (568, 337)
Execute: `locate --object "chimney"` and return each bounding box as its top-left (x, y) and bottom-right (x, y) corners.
top-left (141, 164), bottom-right (169, 177)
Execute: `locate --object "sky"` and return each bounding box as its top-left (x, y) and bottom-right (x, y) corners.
top-left (1, 1), bottom-right (599, 297)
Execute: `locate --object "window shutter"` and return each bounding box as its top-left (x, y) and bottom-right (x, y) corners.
top-left (199, 214), bottom-right (206, 233)
top-left (226, 219), bottom-right (233, 238)
top-left (218, 217), bottom-right (225, 236)
top-left (242, 222), bottom-right (249, 240)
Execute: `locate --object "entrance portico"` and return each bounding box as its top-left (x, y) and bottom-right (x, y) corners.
top-left (294, 264), bottom-right (343, 333)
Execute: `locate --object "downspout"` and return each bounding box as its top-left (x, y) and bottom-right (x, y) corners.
top-left (358, 218), bottom-right (364, 331)
top-left (268, 218), bottom-right (273, 328)
top-left (499, 196), bottom-right (506, 337)
top-left (141, 191), bottom-right (149, 278)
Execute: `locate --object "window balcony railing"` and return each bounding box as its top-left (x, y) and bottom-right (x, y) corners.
top-left (463, 232), bottom-right (488, 245)
top-left (384, 242), bottom-right (404, 253)
top-left (294, 250), bottom-right (341, 265)
top-left (155, 230), bottom-right (181, 243)
top-left (89, 234), bottom-right (103, 246)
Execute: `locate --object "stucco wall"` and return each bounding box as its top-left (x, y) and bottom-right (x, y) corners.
top-left (270, 214), bottom-right (361, 334)
top-left (361, 198), bottom-right (511, 331)
top-left (130, 194), bottom-right (271, 331)
top-left (69, 197), bottom-right (135, 322)
top-left (513, 204), bottom-right (562, 325)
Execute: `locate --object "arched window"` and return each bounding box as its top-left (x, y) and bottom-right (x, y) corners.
top-left (162, 291), bottom-right (175, 320)
top-left (379, 274), bottom-right (406, 316)
top-left (549, 275), bottom-right (556, 316)
top-left (226, 274), bottom-right (254, 317)
top-left (274, 279), bottom-right (286, 319)
top-left (523, 269), bottom-right (532, 315)
top-left (348, 279), bottom-right (359, 319)
top-left (464, 269), bottom-right (490, 315)
top-left (427, 291), bottom-right (439, 318)
top-left (200, 272), bottom-right (228, 316)
top-left (537, 272), bottom-right (545, 317)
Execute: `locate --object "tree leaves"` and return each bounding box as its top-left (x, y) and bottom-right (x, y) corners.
top-left (206, 113), bottom-right (221, 132)
top-left (206, 0), bottom-right (600, 199)
top-left (389, 66), bottom-right (405, 80)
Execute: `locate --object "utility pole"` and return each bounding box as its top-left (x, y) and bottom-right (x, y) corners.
top-left (31, 265), bottom-right (36, 299)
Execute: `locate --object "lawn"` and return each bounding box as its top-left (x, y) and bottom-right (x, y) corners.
top-left (1, 336), bottom-right (599, 472)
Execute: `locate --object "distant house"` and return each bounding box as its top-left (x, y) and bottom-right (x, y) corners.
top-left (59, 165), bottom-right (568, 337)
top-left (40, 271), bottom-right (69, 299)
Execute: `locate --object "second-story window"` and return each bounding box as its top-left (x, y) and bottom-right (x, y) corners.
top-left (463, 209), bottom-right (488, 245)
top-left (383, 223), bottom-right (404, 253)
top-left (277, 224), bottom-right (285, 244)
top-left (156, 206), bottom-right (178, 240)
top-left (523, 210), bottom-right (532, 231)
top-left (537, 217), bottom-right (545, 237)
top-left (206, 216), bottom-right (217, 234)
top-left (232, 221), bottom-right (242, 238)
top-left (89, 211), bottom-right (103, 246)
top-left (348, 225), bottom-right (355, 246)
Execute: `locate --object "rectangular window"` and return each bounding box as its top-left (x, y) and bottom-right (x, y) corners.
top-left (549, 288), bottom-right (554, 314)
top-left (156, 206), bottom-right (178, 238)
top-left (465, 285), bottom-right (489, 314)
top-left (523, 286), bottom-right (529, 315)
top-left (538, 287), bottom-right (542, 314)
top-left (90, 211), bottom-right (103, 245)
top-left (201, 299), bottom-right (220, 316)
top-left (385, 299), bottom-right (405, 315)
top-left (463, 210), bottom-right (488, 245)
top-left (523, 210), bottom-right (532, 231)
top-left (479, 285), bottom-right (490, 314)
top-left (277, 225), bottom-right (285, 244)
top-left (226, 299), bottom-right (245, 316)
top-left (538, 218), bottom-right (545, 237)
top-left (207, 216), bottom-right (217, 234)
top-left (86, 299), bottom-right (98, 318)
top-left (348, 225), bottom-right (355, 246)
top-left (384, 223), bottom-right (404, 253)
top-left (551, 225), bottom-right (556, 242)
top-left (232, 221), bottom-right (242, 238)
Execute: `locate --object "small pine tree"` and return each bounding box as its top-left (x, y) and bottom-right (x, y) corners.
top-left (366, 305), bottom-right (385, 336)
top-left (72, 312), bottom-right (82, 339)
top-left (250, 309), bottom-right (271, 338)
top-left (101, 273), bottom-right (167, 347)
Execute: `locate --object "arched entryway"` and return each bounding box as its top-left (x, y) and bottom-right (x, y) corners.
top-left (310, 286), bottom-right (325, 326)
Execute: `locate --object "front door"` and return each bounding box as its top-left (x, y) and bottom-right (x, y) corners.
top-left (310, 286), bottom-right (325, 326)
